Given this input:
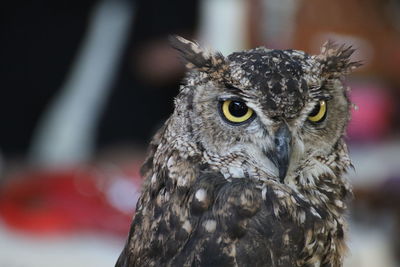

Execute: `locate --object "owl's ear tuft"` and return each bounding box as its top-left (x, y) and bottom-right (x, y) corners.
top-left (316, 40), bottom-right (362, 78)
top-left (169, 35), bottom-right (227, 73)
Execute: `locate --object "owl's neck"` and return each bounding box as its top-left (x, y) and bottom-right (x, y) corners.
top-left (285, 139), bottom-right (352, 218)
top-left (149, 118), bottom-right (352, 211)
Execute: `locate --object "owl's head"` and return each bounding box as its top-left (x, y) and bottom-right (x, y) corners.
top-left (169, 36), bottom-right (360, 184)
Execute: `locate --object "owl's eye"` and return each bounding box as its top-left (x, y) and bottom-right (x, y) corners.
top-left (220, 100), bottom-right (254, 124)
top-left (308, 100), bottom-right (327, 123)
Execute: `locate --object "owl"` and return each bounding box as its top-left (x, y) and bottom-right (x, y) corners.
top-left (116, 36), bottom-right (360, 267)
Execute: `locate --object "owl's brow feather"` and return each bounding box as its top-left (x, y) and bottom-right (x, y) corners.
top-left (309, 83), bottom-right (333, 101)
top-left (222, 83), bottom-right (261, 101)
top-left (191, 84), bottom-right (249, 105)
top-left (224, 83), bottom-right (244, 94)
top-left (311, 92), bottom-right (332, 101)
top-left (194, 94), bottom-right (248, 105)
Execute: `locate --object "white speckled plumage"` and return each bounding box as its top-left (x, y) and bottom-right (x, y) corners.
top-left (116, 37), bottom-right (360, 267)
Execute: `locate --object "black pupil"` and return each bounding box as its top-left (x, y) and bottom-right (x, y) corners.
top-left (309, 103), bottom-right (321, 117)
top-left (229, 101), bottom-right (248, 117)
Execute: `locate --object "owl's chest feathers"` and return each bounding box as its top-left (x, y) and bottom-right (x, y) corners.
top-left (139, 143), bottom-right (350, 266)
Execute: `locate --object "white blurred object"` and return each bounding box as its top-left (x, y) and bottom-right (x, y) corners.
top-left (345, 222), bottom-right (397, 267)
top-left (29, 0), bottom-right (134, 167)
top-left (106, 174), bottom-right (140, 214)
top-left (349, 140), bottom-right (400, 188)
top-left (261, 0), bottom-right (299, 47)
top-left (0, 221), bottom-right (122, 267)
top-left (198, 0), bottom-right (246, 55)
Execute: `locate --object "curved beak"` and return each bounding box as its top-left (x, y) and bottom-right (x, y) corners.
top-left (267, 123), bottom-right (292, 182)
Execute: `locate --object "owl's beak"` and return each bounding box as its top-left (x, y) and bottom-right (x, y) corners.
top-left (269, 123), bottom-right (292, 182)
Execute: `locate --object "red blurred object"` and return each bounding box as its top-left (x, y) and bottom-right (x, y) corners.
top-left (0, 165), bottom-right (142, 236)
top-left (348, 83), bottom-right (394, 142)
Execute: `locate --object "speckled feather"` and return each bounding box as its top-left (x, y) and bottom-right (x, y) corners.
top-left (116, 36), bottom-right (359, 267)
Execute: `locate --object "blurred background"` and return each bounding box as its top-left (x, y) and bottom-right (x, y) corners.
top-left (0, 0), bottom-right (399, 266)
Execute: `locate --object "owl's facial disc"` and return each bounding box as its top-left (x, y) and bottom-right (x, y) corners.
top-left (265, 123), bottom-right (292, 182)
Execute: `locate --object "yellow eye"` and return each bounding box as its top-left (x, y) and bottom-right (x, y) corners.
top-left (308, 100), bottom-right (327, 123)
top-left (221, 100), bottom-right (254, 124)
